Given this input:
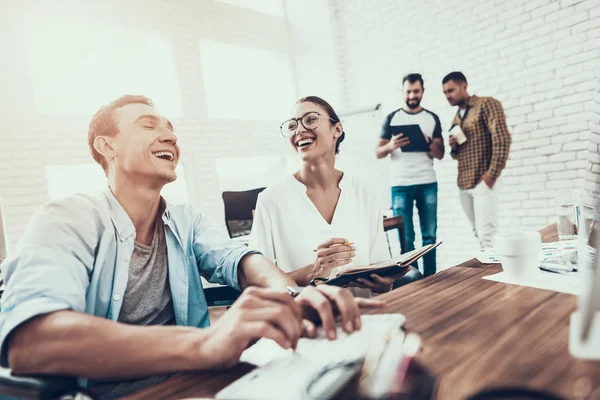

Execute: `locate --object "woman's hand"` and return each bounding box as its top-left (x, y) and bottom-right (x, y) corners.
top-left (347, 268), bottom-right (411, 293)
top-left (311, 238), bottom-right (356, 282)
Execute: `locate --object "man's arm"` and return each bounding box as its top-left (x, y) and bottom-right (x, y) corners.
top-left (376, 138), bottom-right (393, 159)
top-left (376, 112), bottom-right (399, 159)
top-left (428, 113), bottom-right (445, 160)
top-left (237, 253), bottom-right (295, 289)
top-left (8, 288), bottom-right (307, 378)
top-left (428, 138), bottom-right (444, 160)
top-left (7, 311), bottom-right (211, 378)
top-left (482, 98), bottom-right (512, 185)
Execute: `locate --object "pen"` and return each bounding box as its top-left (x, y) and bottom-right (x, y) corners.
top-left (313, 241), bottom-right (354, 252)
top-left (286, 286), bottom-right (301, 298)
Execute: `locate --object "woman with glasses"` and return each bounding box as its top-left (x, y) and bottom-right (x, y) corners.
top-left (249, 96), bottom-right (420, 295)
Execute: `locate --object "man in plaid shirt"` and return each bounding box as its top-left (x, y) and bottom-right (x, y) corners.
top-left (442, 72), bottom-right (511, 249)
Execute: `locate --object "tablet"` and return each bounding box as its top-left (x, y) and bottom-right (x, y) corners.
top-left (389, 124), bottom-right (430, 152)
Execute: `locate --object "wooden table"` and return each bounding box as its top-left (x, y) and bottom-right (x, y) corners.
top-left (125, 261), bottom-right (600, 399)
top-left (127, 225), bottom-right (598, 399)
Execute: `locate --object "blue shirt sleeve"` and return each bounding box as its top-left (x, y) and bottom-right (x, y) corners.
top-left (0, 198), bottom-right (95, 367)
top-left (190, 209), bottom-right (259, 291)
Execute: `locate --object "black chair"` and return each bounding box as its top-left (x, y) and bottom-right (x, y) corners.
top-left (222, 187), bottom-right (265, 238)
top-left (204, 285), bottom-right (241, 308)
top-left (0, 368), bottom-right (89, 399)
top-left (210, 187), bottom-right (266, 307)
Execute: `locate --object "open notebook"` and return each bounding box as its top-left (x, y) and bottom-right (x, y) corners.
top-left (320, 242), bottom-right (442, 286)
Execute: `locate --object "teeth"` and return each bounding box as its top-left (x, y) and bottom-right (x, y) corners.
top-left (297, 138), bottom-right (314, 147)
top-left (153, 151), bottom-right (174, 161)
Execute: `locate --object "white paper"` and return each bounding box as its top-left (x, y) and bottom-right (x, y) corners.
top-left (240, 314), bottom-right (406, 367)
top-left (483, 270), bottom-right (583, 295)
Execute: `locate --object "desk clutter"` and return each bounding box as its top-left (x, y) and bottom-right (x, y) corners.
top-left (479, 238), bottom-right (583, 295)
top-left (218, 314), bottom-right (435, 400)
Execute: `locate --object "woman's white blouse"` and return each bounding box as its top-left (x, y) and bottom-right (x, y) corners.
top-left (249, 173), bottom-right (390, 277)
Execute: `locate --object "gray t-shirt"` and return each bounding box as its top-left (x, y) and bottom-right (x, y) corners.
top-left (118, 217), bottom-right (175, 326)
top-left (92, 217), bottom-right (175, 399)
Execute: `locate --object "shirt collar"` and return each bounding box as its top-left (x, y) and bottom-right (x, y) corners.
top-left (103, 188), bottom-right (170, 242)
top-left (467, 95), bottom-right (478, 107)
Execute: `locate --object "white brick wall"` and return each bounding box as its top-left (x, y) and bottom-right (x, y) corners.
top-left (0, 0), bottom-right (300, 252)
top-left (330, 0), bottom-right (600, 268)
top-left (1, 0), bottom-right (598, 275)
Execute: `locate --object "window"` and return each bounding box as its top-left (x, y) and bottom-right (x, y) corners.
top-left (218, 0), bottom-right (285, 16)
top-left (199, 40), bottom-right (296, 120)
top-left (45, 164), bottom-right (189, 205)
top-left (24, 4), bottom-right (182, 117)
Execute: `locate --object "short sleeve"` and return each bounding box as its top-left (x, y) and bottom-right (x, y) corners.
top-left (379, 111), bottom-right (395, 140)
top-left (431, 112), bottom-right (443, 139)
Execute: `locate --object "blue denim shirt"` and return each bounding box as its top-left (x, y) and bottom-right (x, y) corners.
top-left (0, 190), bottom-right (255, 366)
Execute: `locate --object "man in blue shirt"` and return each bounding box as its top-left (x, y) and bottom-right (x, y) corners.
top-left (0, 95), bottom-right (384, 396)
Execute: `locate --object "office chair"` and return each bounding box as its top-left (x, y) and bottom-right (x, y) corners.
top-left (383, 215), bottom-right (406, 255)
top-left (210, 187), bottom-right (266, 307)
top-left (0, 368), bottom-right (90, 400)
top-left (221, 187), bottom-right (265, 238)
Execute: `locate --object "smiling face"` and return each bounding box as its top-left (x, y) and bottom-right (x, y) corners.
top-left (288, 101), bottom-right (342, 162)
top-left (95, 103), bottom-right (180, 186)
top-left (404, 80), bottom-right (423, 109)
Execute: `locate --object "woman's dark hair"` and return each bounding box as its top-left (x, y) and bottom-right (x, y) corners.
top-left (296, 96), bottom-right (345, 154)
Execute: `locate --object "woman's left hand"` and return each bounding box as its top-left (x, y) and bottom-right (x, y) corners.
top-left (347, 274), bottom-right (394, 293)
top-left (347, 267), bottom-right (410, 293)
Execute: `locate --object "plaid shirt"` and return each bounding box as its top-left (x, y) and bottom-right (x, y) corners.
top-left (450, 95), bottom-right (511, 190)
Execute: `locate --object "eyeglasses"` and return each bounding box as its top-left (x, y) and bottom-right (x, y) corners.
top-left (280, 111), bottom-right (337, 138)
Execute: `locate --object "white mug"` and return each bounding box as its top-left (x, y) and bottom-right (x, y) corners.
top-left (449, 125), bottom-right (467, 145)
top-left (493, 231), bottom-right (541, 280)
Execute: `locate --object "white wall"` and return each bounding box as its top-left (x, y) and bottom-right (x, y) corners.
top-left (330, 0), bottom-right (600, 267)
top-left (1, 0), bottom-right (599, 271)
top-left (0, 0), bottom-right (298, 252)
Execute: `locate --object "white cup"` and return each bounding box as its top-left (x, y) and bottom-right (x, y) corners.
top-left (493, 232), bottom-right (541, 280)
top-left (449, 125), bottom-right (467, 145)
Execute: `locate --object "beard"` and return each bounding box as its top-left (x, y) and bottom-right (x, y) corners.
top-left (406, 98), bottom-right (421, 109)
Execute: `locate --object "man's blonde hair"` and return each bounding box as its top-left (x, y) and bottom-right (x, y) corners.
top-left (88, 95), bottom-right (154, 174)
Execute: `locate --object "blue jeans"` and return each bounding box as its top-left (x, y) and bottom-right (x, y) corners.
top-left (391, 182), bottom-right (438, 277)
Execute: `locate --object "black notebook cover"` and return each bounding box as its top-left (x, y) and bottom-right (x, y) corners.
top-left (390, 124), bottom-right (430, 152)
top-left (321, 242), bottom-right (442, 287)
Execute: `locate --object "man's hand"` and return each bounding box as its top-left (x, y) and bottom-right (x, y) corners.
top-left (388, 134), bottom-right (410, 151)
top-left (203, 287), bottom-right (303, 368)
top-left (449, 135), bottom-right (459, 150)
top-left (295, 285), bottom-right (386, 340)
top-left (481, 172), bottom-right (496, 189)
top-left (311, 238), bottom-right (356, 281)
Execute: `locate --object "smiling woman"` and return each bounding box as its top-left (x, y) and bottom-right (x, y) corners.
top-left (250, 96), bottom-right (421, 295)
